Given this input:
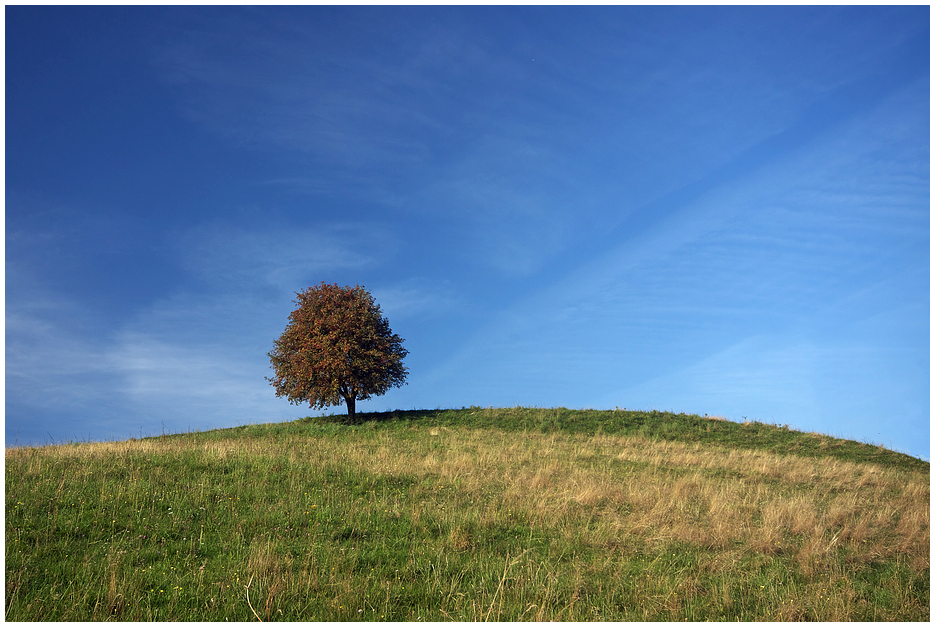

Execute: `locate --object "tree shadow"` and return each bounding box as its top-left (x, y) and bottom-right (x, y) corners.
top-left (316, 408), bottom-right (448, 426)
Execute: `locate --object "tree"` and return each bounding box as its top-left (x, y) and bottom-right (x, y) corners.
top-left (267, 282), bottom-right (408, 422)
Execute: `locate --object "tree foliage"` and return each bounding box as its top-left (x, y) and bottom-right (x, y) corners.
top-left (267, 282), bottom-right (408, 421)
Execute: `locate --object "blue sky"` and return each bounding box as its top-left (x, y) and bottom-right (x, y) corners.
top-left (5, 6), bottom-right (930, 460)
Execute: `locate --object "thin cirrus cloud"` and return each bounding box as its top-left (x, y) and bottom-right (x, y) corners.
top-left (6, 298), bottom-right (113, 415)
top-left (154, 9), bottom-right (470, 169)
top-left (173, 223), bottom-right (380, 293)
top-left (149, 7), bottom-right (906, 289)
top-left (401, 70), bottom-right (929, 456)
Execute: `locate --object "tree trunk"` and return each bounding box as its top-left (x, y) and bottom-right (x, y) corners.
top-left (345, 394), bottom-right (356, 422)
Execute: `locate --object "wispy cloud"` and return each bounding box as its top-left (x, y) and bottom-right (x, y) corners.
top-left (107, 329), bottom-right (275, 423)
top-left (409, 70), bottom-right (928, 451)
top-left (6, 295), bottom-right (114, 413)
top-left (371, 280), bottom-right (460, 321)
top-left (154, 9), bottom-right (485, 167)
top-left (174, 222), bottom-right (383, 293)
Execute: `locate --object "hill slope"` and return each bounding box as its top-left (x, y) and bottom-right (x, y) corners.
top-left (6, 407), bottom-right (929, 621)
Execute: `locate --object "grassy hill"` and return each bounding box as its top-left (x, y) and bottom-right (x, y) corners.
top-left (5, 407), bottom-right (929, 621)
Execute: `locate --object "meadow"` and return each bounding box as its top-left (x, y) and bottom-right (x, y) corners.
top-left (5, 407), bottom-right (929, 621)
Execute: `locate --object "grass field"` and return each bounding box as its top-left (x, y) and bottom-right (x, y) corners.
top-left (5, 407), bottom-right (929, 621)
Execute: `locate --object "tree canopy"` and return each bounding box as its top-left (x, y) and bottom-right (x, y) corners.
top-left (267, 283), bottom-right (408, 421)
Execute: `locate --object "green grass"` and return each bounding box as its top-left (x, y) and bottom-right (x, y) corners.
top-left (6, 407), bottom-right (929, 621)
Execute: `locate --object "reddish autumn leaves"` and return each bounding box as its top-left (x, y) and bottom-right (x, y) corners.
top-left (267, 283), bottom-right (408, 421)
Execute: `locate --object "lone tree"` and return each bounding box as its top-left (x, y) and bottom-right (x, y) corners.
top-left (267, 282), bottom-right (408, 422)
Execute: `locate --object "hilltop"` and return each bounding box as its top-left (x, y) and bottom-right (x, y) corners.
top-left (295, 406), bottom-right (928, 470)
top-left (6, 407), bottom-right (929, 621)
